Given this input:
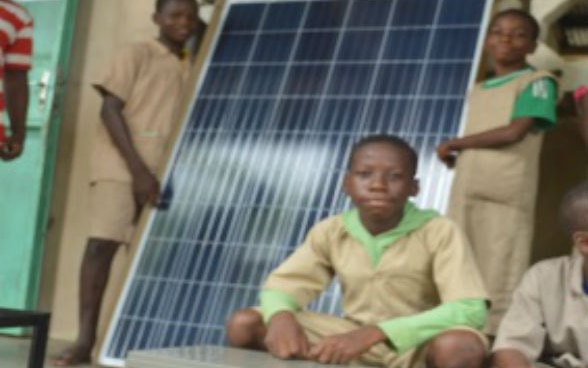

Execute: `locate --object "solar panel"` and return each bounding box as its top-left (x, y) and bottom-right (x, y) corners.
top-left (100, 0), bottom-right (490, 365)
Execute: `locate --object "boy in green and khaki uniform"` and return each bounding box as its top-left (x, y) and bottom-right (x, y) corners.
top-left (227, 135), bottom-right (489, 368)
top-left (437, 9), bottom-right (558, 335)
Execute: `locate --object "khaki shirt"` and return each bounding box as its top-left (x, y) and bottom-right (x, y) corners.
top-left (493, 255), bottom-right (588, 366)
top-left (91, 39), bottom-right (190, 182)
top-left (264, 216), bottom-right (488, 326)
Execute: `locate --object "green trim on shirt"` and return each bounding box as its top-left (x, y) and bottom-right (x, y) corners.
top-left (378, 298), bottom-right (488, 353)
top-left (260, 289), bottom-right (299, 323)
top-left (341, 202), bottom-right (439, 267)
top-left (481, 68), bottom-right (533, 89)
top-left (511, 78), bottom-right (557, 130)
top-left (481, 67), bottom-right (557, 130)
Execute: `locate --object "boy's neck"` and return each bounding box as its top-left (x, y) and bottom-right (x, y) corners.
top-left (492, 61), bottom-right (529, 77)
top-left (157, 36), bottom-right (185, 59)
top-left (360, 212), bottom-right (403, 236)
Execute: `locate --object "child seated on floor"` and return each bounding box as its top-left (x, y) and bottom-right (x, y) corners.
top-left (492, 181), bottom-right (588, 368)
top-left (226, 135), bottom-right (490, 368)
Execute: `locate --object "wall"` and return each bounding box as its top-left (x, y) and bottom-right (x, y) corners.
top-left (527, 0), bottom-right (588, 261)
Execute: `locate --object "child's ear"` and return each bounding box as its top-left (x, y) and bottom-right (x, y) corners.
top-left (152, 12), bottom-right (161, 26)
top-left (410, 178), bottom-right (420, 197)
top-left (572, 231), bottom-right (588, 255)
top-left (528, 39), bottom-right (538, 54)
top-left (343, 172), bottom-right (351, 196)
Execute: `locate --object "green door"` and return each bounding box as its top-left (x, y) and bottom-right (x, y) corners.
top-left (0, 0), bottom-right (77, 311)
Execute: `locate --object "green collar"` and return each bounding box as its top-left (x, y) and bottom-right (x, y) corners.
top-left (341, 202), bottom-right (439, 267)
top-left (482, 67), bottom-right (533, 89)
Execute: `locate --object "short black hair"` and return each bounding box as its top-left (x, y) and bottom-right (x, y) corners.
top-left (560, 181), bottom-right (588, 236)
top-left (489, 9), bottom-right (540, 41)
top-left (348, 134), bottom-right (418, 176)
top-left (155, 0), bottom-right (198, 12)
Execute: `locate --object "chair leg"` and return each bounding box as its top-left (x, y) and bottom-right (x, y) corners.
top-left (28, 314), bottom-right (50, 368)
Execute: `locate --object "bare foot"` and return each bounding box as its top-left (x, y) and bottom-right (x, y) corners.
top-left (49, 345), bottom-right (91, 366)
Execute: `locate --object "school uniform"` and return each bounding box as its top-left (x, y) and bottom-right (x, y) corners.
top-left (89, 39), bottom-right (190, 243)
top-left (447, 69), bottom-right (558, 334)
top-left (261, 203), bottom-right (489, 368)
top-left (493, 255), bottom-right (588, 368)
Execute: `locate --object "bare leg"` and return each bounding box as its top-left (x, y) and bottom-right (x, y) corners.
top-left (425, 330), bottom-right (488, 368)
top-left (225, 308), bottom-right (267, 351)
top-left (50, 238), bottom-right (121, 366)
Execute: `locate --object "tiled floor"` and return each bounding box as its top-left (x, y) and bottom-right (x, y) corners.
top-left (0, 337), bottom-right (100, 368)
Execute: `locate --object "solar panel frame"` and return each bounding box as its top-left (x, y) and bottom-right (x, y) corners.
top-left (99, 0), bottom-right (492, 366)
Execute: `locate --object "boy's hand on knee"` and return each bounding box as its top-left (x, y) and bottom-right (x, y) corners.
top-left (264, 311), bottom-right (310, 360)
top-left (309, 325), bottom-right (386, 365)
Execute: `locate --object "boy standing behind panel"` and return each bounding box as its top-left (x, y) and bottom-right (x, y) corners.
top-left (51, 0), bottom-right (201, 365)
top-left (436, 9), bottom-right (558, 335)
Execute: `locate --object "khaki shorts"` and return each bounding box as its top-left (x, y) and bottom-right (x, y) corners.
top-left (89, 181), bottom-right (138, 244)
top-left (291, 311), bottom-right (488, 368)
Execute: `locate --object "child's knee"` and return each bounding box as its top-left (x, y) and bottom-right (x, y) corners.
top-left (225, 309), bottom-right (264, 347)
top-left (426, 330), bottom-right (487, 368)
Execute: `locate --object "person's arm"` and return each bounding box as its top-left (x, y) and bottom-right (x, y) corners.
top-left (377, 298), bottom-right (487, 353)
top-left (492, 266), bottom-right (547, 368)
top-left (1, 70), bottom-right (29, 160)
top-left (308, 323), bottom-right (387, 364)
top-left (261, 222), bottom-right (335, 317)
top-left (1, 10), bottom-right (33, 160)
top-left (438, 77), bottom-right (557, 168)
top-left (437, 117), bottom-right (535, 167)
top-left (264, 311), bottom-right (311, 360)
top-left (260, 221), bottom-right (335, 360)
top-left (100, 93), bottom-right (159, 206)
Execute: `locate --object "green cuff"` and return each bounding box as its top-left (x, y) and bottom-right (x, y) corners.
top-left (377, 298), bottom-right (487, 353)
top-left (259, 289), bottom-right (299, 323)
top-left (378, 316), bottom-right (426, 353)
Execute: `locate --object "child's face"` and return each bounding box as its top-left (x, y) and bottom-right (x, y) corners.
top-left (154, 0), bottom-right (198, 45)
top-left (344, 143), bottom-right (418, 224)
top-left (485, 14), bottom-right (537, 66)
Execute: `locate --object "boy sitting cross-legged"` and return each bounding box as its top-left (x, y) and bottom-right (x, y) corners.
top-left (226, 135), bottom-right (490, 368)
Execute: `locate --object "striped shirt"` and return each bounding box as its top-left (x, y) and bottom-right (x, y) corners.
top-left (0, 0), bottom-right (32, 126)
